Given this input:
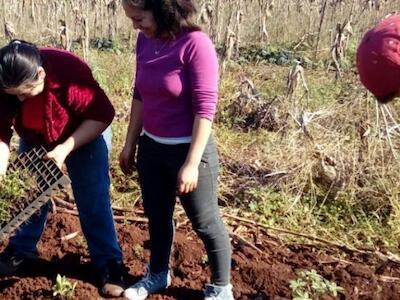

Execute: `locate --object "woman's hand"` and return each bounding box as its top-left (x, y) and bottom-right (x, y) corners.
top-left (0, 141), bottom-right (10, 177)
top-left (45, 143), bottom-right (73, 169)
top-left (177, 161), bottom-right (199, 195)
top-left (119, 143), bottom-right (137, 175)
top-left (44, 120), bottom-right (108, 170)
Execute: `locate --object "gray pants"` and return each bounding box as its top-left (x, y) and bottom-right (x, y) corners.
top-left (137, 134), bottom-right (231, 285)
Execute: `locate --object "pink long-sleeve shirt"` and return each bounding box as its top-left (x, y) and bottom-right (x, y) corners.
top-left (133, 30), bottom-right (219, 138)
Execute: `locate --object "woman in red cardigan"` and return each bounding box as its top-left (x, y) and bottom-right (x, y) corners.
top-left (0, 40), bottom-right (124, 298)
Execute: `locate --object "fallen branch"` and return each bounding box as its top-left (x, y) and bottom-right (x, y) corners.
top-left (58, 208), bottom-right (148, 223)
top-left (319, 258), bottom-right (352, 265)
top-left (375, 251), bottom-right (400, 265)
top-left (50, 198), bottom-right (57, 213)
top-left (229, 230), bottom-right (264, 255)
top-left (54, 197), bottom-right (76, 210)
top-left (112, 206), bottom-right (145, 216)
top-left (111, 206), bottom-right (135, 213)
top-left (222, 212), bottom-right (400, 264)
top-left (58, 208), bottom-right (79, 216)
top-left (113, 215), bottom-right (148, 223)
top-left (222, 212), bottom-right (347, 248)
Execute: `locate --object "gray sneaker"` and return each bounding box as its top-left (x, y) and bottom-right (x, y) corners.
top-left (123, 266), bottom-right (171, 300)
top-left (204, 283), bottom-right (234, 300)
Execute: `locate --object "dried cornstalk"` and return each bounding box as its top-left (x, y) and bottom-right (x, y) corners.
top-left (220, 2), bottom-right (236, 74)
top-left (210, 0), bottom-right (221, 44)
top-left (59, 2), bottom-right (70, 50)
top-left (328, 23), bottom-right (345, 78)
top-left (257, 0), bottom-right (270, 44)
top-left (30, 0), bottom-right (35, 23)
top-left (314, 0), bottom-right (328, 61)
top-left (107, 0), bottom-right (118, 40)
top-left (367, 0), bottom-right (381, 11)
top-left (4, 21), bottom-right (16, 41)
top-left (198, 0), bottom-right (214, 33)
top-left (234, 0), bottom-right (243, 57)
top-left (81, 15), bottom-right (90, 61)
top-left (221, 30), bottom-right (235, 74)
top-left (328, 1), bottom-right (354, 78)
top-left (286, 60), bottom-right (309, 100)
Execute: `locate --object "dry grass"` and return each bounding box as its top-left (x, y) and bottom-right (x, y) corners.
top-left (214, 63), bottom-right (400, 249)
top-left (1, 1), bottom-right (398, 60)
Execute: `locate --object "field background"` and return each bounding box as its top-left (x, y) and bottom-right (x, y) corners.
top-left (1, 0), bottom-right (400, 257)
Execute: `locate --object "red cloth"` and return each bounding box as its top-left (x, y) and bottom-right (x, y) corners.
top-left (357, 15), bottom-right (400, 102)
top-left (0, 48), bottom-right (115, 146)
top-left (21, 93), bottom-right (45, 133)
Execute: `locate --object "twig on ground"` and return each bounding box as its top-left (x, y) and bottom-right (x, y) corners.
top-left (111, 206), bottom-right (135, 213)
top-left (264, 170), bottom-right (287, 178)
top-left (58, 207), bottom-right (147, 223)
top-left (54, 197), bottom-right (76, 210)
top-left (229, 230), bottom-right (264, 255)
top-left (374, 251), bottom-right (400, 265)
top-left (50, 198), bottom-right (57, 213)
top-left (113, 215), bottom-right (148, 223)
top-left (319, 258), bottom-right (352, 265)
top-left (61, 231), bottom-right (81, 241)
top-left (223, 211), bottom-right (346, 247)
top-left (377, 275), bottom-right (400, 283)
top-left (58, 208), bottom-right (79, 216)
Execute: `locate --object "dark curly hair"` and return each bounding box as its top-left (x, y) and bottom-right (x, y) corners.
top-left (123, 0), bottom-right (201, 38)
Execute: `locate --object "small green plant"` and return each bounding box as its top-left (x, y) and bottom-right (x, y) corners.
top-left (52, 274), bottom-right (77, 299)
top-left (133, 244), bottom-right (144, 259)
top-left (201, 254), bottom-right (208, 265)
top-left (290, 269), bottom-right (344, 300)
top-left (0, 170), bottom-right (31, 198)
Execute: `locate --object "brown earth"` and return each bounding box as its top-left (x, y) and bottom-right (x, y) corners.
top-left (0, 212), bottom-right (400, 299)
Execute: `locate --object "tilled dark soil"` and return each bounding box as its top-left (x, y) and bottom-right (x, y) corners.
top-left (0, 212), bottom-right (399, 299)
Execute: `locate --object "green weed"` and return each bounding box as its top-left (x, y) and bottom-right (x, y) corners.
top-left (52, 274), bottom-right (77, 299)
top-left (290, 269), bottom-right (344, 300)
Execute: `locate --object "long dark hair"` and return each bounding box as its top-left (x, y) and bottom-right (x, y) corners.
top-left (0, 39), bottom-right (42, 90)
top-left (124, 0), bottom-right (201, 38)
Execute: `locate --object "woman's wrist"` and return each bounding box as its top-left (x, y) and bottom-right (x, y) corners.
top-left (61, 137), bottom-right (75, 154)
top-left (125, 138), bottom-right (138, 150)
top-left (184, 157), bottom-right (201, 167)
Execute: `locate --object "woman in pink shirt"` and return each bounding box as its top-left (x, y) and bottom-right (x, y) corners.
top-left (119, 1), bottom-right (233, 299)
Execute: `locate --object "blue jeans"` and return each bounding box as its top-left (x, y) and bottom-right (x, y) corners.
top-left (8, 127), bottom-right (122, 267)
